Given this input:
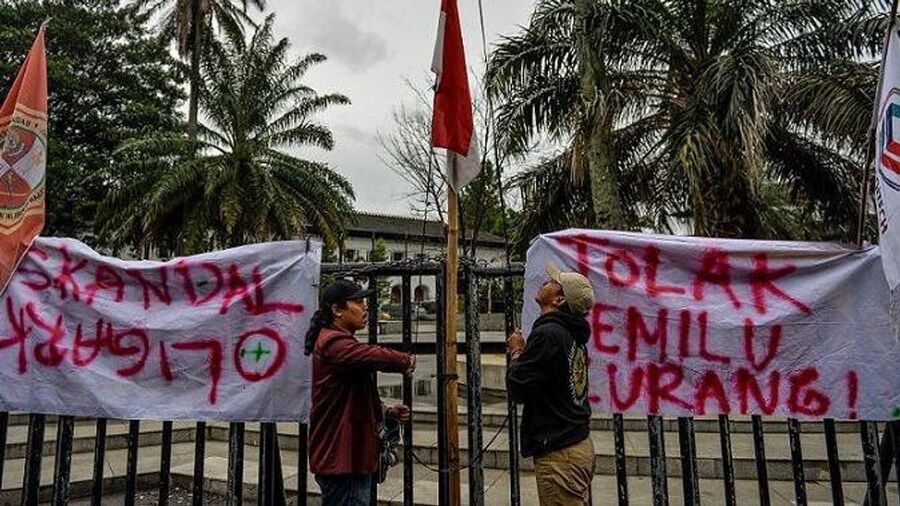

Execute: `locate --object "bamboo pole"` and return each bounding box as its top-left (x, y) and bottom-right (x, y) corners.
top-left (857, 0), bottom-right (900, 248)
top-left (445, 185), bottom-right (462, 506)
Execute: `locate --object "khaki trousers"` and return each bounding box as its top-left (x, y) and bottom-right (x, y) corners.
top-left (533, 437), bottom-right (595, 506)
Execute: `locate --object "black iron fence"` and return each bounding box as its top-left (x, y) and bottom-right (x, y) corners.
top-left (2, 259), bottom-right (900, 505)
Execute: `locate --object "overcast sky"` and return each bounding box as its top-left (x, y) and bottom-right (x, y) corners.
top-left (264, 0), bottom-right (536, 217)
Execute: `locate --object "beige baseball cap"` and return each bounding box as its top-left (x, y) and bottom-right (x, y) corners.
top-left (546, 263), bottom-right (595, 315)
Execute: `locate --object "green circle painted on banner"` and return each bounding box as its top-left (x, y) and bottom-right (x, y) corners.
top-left (238, 335), bottom-right (276, 376)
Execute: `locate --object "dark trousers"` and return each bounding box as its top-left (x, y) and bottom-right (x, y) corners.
top-left (315, 474), bottom-right (374, 506)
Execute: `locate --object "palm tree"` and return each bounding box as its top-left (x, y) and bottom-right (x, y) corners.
top-left (488, 0), bottom-right (890, 241)
top-left (98, 15), bottom-right (353, 253)
top-left (511, 152), bottom-right (595, 251)
top-left (133, 0), bottom-right (265, 139)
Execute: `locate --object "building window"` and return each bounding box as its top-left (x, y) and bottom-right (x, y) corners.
top-left (392, 252), bottom-right (405, 262)
top-left (390, 285), bottom-right (402, 304)
top-left (414, 285), bottom-right (431, 302)
top-left (345, 249), bottom-right (357, 261)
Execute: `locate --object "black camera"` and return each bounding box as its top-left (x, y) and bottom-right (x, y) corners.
top-left (377, 414), bottom-right (402, 484)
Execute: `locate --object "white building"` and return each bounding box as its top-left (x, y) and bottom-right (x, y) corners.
top-left (95, 211), bottom-right (508, 308)
top-left (337, 212), bottom-right (508, 304)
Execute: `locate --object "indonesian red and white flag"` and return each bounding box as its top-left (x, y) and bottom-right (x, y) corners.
top-left (431, 0), bottom-right (480, 190)
top-left (0, 23), bottom-right (49, 295)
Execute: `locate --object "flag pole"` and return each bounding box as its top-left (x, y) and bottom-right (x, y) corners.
top-left (856, 3), bottom-right (900, 496)
top-left (857, 0), bottom-right (900, 248)
top-left (431, 0), bottom-right (476, 500)
top-left (445, 183), bottom-right (462, 506)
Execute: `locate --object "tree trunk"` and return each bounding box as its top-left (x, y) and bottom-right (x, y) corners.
top-left (178, 0), bottom-right (203, 256)
top-left (575, 0), bottom-right (626, 230)
top-left (587, 112), bottom-right (625, 229)
top-left (187, 0), bottom-right (202, 141)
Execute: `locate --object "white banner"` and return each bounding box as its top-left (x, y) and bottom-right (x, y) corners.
top-left (524, 230), bottom-right (900, 421)
top-left (0, 237), bottom-right (319, 422)
top-left (876, 28), bottom-right (900, 290)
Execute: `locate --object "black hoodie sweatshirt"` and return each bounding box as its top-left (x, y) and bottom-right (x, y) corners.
top-left (507, 310), bottom-right (592, 458)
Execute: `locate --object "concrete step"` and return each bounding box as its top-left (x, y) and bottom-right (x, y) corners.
top-left (510, 473), bottom-right (897, 506)
top-left (206, 421), bottom-right (893, 483)
top-left (174, 455), bottom-right (853, 506)
top-left (0, 437), bottom-right (439, 506)
top-left (3, 420), bottom-right (196, 460)
top-left (402, 404), bottom-right (865, 434)
top-left (1, 432), bottom-right (897, 505)
top-left (3, 414), bottom-right (94, 428)
top-left (4, 415), bottom-right (886, 483)
top-left (3, 408), bottom-right (865, 434)
top-left (457, 426), bottom-right (896, 483)
top-left (192, 454), bottom-right (446, 505)
top-left (0, 439), bottom-right (196, 503)
top-left (83, 442), bottom-right (900, 506)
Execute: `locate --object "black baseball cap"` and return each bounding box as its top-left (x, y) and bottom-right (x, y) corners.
top-left (322, 279), bottom-right (372, 306)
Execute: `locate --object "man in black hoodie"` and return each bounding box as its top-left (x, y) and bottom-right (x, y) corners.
top-left (507, 264), bottom-right (595, 505)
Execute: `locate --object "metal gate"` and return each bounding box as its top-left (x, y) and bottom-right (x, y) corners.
top-left (2, 259), bottom-right (900, 505)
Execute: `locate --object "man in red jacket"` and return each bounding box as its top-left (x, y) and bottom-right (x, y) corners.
top-left (304, 279), bottom-right (415, 505)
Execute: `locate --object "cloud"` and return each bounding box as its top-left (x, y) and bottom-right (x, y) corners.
top-left (298, 4), bottom-right (390, 72)
top-left (338, 124), bottom-right (377, 145)
top-left (266, 0), bottom-right (536, 216)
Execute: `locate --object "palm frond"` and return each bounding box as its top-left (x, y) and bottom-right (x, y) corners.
top-left (101, 15), bottom-right (352, 251)
top-left (492, 0), bottom-right (882, 241)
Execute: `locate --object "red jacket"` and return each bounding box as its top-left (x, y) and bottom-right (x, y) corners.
top-left (309, 327), bottom-right (412, 476)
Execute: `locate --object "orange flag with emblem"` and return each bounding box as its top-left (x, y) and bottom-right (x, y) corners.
top-left (0, 23), bottom-right (48, 295)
